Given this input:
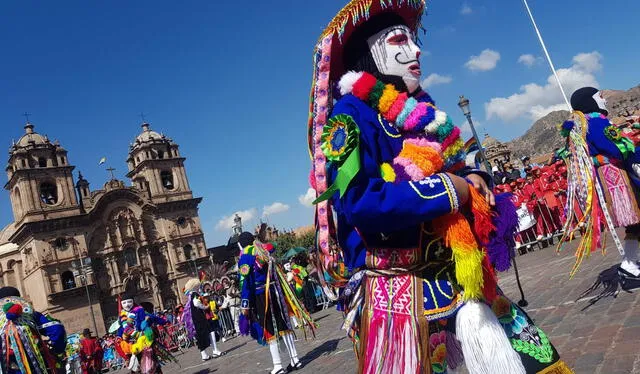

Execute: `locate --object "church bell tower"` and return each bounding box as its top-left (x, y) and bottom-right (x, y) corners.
top-left (5, 122), bottom-right (80, 223)
top-left (126, 122), bottom-right (193, 204)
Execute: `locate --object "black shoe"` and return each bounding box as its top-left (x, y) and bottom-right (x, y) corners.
top-left (619, 267), bottom-right (640, 291)
top-left (287, 361), bottom-right (303, 371)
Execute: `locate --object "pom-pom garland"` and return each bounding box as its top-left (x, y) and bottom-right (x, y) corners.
top-left (339, 71), bottom-right (465, 172)
top-left (3, 302), bottom-right (22, 321)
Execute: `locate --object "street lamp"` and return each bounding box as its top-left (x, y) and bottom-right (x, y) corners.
top-left (74, 257), bottom-right (99, 335)
top-left (458, 95), bottom-right (493, 175)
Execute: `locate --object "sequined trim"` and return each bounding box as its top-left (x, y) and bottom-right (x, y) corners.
top-left (440, 172), bottom-right (459, 212)
top-left (377, 114), bottom-right (402, 138)
top-left (424, 293), bottom-right (464, 321)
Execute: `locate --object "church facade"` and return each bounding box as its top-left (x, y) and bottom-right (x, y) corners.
top-left (0, 121), bottom-right (209, 335)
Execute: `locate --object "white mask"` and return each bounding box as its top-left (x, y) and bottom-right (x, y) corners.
top-left (121, 299), bottom-right (134, 312)
top-left (367, 25), bottom-right (421, 93)
top-left (593, 91), bottom-right (608, 113)
top-left (284, 263), bottom-right (292, 272)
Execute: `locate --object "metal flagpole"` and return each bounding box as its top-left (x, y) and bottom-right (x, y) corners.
top-left (522, 0), bottom-right (572, 111)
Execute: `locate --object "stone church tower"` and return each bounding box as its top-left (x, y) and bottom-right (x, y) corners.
top-left (1, 121), bottom-right (208, 335)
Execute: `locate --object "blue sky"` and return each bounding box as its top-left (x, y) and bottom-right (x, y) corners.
top-left (2, 0), bottom-right (639, 246)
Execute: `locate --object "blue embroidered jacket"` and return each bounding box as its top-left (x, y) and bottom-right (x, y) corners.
top-left (328, 93), bottom-right (483, 319)
top-left (34, 311), bottom-right (66, 354)
top-left (581, 114), bottom-right (640, 187)
top-left (238, 245), bottom-right (268, 309)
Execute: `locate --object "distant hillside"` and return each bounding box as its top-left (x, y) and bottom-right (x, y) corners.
top-left (602, 84), bottom-right (640, 119)
top-left (504, 84), bottom-right (640, 160)
top-left (505, 110), bottom-right (569, 161)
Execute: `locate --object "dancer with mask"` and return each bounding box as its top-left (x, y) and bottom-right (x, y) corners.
top-left (117, 295), bottom-right (174, 373)
top-left (307, 1), bottom-right (570, 373)
top-left (561, 87), bottom-right (640, 295)
top-left (0, 286), bottom-right (67, 374)
top-left (182, 279), bottom-right (224, 361)
top-left (237, 232), bottom-right (315, 374)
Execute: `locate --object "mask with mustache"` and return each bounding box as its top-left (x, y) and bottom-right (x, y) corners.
top-left (343, 13), bottom-right (424, 95)
top-left (367, 25), bottom-right (421, 94)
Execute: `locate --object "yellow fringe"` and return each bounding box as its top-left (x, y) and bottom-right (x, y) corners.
top-left (537, 360), bottom-right (574, 374)
top-left (442, 138), bottom-right (464, 160)
top-left (433, 213), bottom-right (484, 300)
top-left (452, 247), bottom-right (485, 300)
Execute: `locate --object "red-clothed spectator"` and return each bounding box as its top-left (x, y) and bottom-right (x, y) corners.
top-left (80, 329), bottom-right (103, 374)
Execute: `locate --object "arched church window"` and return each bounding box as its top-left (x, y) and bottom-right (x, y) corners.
top-left (183, 244), bottom-right (194, 261)
top-left (124, 248), bottom-right (138, 267)
top-left (176, 217), bottom-right (186, 227)
top-left (61, 271), bottom-right (76, 290)
top-left (13, 187), bottom-right (22, 217)
top-left (158, 150), bottom-right (164, 159)
top-left (38, 157), bottom-right (47, 168)
top-left (53, 237), bottom-right (69, 251)
top-left (160, 171), bottom-right (174, 190)
top-left (5, 270), bottom-right (16, 288)
top-left (39, 182), bottom-right (58, 205)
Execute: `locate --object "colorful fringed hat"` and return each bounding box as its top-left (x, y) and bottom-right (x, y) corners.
top-left (307, 0), bottom-right (426, 292)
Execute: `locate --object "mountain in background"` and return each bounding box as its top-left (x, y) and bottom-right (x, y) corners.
top-left (505, 110), bottom-right (569, 161)
top-left (504, 84), bottom-right (640, 161)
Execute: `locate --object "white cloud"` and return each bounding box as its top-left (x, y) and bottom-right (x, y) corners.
top-left (465, 49), bottom-right (500, 72)
top-left (518, 54), bottom-right (538, 67)
top-left (262, 202), bottom-right (290, 217)
top-left (459, 119), bottom-right (483, 138)
top-left (485, 51), bottom-right (602, 122)
top-left (215, 208), bottom-right (258, 231)
top-left (461, 3), bottom-right (473, 15)
top-left (421, 73), bottom-right (452, 88)
top-left (298, 188), bottom-right (316, 207)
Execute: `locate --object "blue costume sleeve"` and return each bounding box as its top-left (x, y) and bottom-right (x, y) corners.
top-left (330, 99), bottom-right (461, 234)
top-left (587, 116), bottom-right (625, 160)
top-left (134, 307), bottom-right (146, 331)
top-left (457, 168), bottom-right (493, 188)
top-left (147, 313), bottom-right (167, 326)
top-left (238, 253), bottom-right (254, 308)
top-left (34, 311), bottom-right (67, 354)
top-left (339, 173), bottom-right (460, 233)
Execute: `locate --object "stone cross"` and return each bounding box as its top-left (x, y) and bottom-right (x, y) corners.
top-left (106, 167), bottom-right (116, 180)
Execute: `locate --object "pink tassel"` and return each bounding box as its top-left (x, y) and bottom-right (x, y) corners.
top-left (363, 314), bottom-right (418, 374)
top-left (609, 180), bottom-right (639, 227)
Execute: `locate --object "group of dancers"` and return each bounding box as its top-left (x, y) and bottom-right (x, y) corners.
top-left (3, 1), bottom-right (640, 373)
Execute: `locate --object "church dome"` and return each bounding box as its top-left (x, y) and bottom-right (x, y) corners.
top-left (131, 123), bottom-right (172, 151)
top-left (482, 133), bottom-right (512, 163)
top-left (481, 134), bottom-right (500, 149)
top-left (0, 223), bottom-right (16, 246)
top-left (16, 124), bottom-right (48, 147)
top-left (135, 123), bottom-right (163, 143)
